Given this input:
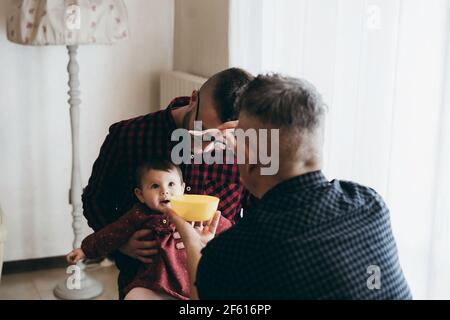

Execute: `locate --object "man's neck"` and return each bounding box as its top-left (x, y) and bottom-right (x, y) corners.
top-left (257, 164), bottom-right (322, 199)
top-left (171, 105), bottom-right (189, 129)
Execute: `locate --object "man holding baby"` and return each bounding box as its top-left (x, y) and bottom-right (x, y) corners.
top-left (82, 68), bottom-right (254, 299)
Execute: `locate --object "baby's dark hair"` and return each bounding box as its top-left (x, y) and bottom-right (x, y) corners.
top-left (135, 158), bottom-right (183, 188)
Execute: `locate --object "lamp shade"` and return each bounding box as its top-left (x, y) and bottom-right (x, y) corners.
top-left (7, 0), bottom-right (129, 46)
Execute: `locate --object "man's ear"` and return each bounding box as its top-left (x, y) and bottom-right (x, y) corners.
top-left (134, 188), bottom-right (145, 203)
top-left (241, 140), bottom-right (258, 177)
top-left (189, 90), bottom-right (199, 106)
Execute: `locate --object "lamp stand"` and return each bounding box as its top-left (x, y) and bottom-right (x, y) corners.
top-left (54, 45), bottom-right (103, 300)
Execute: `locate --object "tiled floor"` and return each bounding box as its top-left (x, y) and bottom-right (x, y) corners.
top-left (0, 263), bottom-right (119, 300)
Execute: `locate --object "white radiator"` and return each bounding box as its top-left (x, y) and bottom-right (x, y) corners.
top-left (160, 71), bottom-right (207, 109)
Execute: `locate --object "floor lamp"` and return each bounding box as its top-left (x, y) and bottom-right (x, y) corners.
top-left (7, 0), bottom-right (129, 300)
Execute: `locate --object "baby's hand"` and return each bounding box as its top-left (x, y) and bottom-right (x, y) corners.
top-left (66, 248), bottom-right (86, 264)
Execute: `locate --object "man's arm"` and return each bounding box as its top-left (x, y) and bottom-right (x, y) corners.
top-left (183, 217), bottom-right (232, 299)
top-left (82, 122), bottom-right (123, 231)
top-left (81, 208), bottom-right (147, 259)
top-left (162, 208), bottom-right (222, 300)
top-left (182, 237), bottom-right (204, 300)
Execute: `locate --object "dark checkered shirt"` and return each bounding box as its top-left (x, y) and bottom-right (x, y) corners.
top-left (82, 97), bottom-right (251, 298)
top-left (196, 171), bottom-right (412, 300)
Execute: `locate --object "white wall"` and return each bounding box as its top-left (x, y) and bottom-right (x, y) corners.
top-left (0, 0), bottom-right (174, 262)
top-left (174, 0), bottom-right (229, 78)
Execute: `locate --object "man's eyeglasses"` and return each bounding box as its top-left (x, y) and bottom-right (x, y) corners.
top-left (194, 90), bottom-right (201, 122)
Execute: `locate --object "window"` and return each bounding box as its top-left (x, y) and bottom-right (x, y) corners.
top-left (230, 0), bottom-right (450, 299)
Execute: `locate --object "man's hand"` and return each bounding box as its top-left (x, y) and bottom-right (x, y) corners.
top-left (119, 229), bottom-right (159, 264)
top-left (162, 208), bottom-right (221, 248)
top-left (189, 121), bottom-right (238, 155)
top-left (217, 121), bottom-right (238, 131)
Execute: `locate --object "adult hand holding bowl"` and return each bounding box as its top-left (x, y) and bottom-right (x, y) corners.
top-left (170, 195), bottom-right (220, 222)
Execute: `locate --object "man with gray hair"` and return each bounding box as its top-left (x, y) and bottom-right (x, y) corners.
top-left (166, 74), bottom-right (412, 299)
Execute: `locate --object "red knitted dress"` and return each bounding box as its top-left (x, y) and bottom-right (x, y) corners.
top-left (81, 202), bottom-right (231, 299)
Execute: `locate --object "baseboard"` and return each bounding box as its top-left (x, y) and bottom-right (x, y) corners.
top-left (2, 256), bottom-right (105, 275)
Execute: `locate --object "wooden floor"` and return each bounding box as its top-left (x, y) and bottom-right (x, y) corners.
top-left (0, 263), bottom-right (119, 300)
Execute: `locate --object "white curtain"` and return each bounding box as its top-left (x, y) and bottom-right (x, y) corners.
top-left (230, 0), bottom-right (450, 299)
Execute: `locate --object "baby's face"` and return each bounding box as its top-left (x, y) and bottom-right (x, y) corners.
top-left (135, 168), bottom-right (185, 212)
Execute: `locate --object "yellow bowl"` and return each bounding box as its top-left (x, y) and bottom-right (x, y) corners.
top-left (170, 195), bottom-right (220, 222)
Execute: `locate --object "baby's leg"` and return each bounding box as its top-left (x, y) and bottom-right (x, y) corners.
top-left (124, 287), bottom-right (176, 300)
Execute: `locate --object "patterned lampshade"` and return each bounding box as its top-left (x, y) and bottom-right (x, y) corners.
top-left (7, 0), bottom-right (129, 46)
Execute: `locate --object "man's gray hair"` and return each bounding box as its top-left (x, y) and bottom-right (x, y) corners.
top-left (235, 74), bottom-right (327, 131)
top-left (236, 74), bottom-right (327, 165)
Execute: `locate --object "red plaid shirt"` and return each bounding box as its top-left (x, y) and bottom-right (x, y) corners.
top-left (82, 97), bottom-right (251, 298)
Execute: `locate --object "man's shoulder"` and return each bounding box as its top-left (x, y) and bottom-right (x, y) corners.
top-left (332, 179), bottom-right (384, 201)
top-left (242, 178), bottom-right (392, 243)
top-left (328, 179), bottom-right (389, 221)
top-left (301, 178), bottom-right (389, 222)
top-left (107, 110), bottom-right (165, 133)
top-left (107, 96), bottom-right (190, 134)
